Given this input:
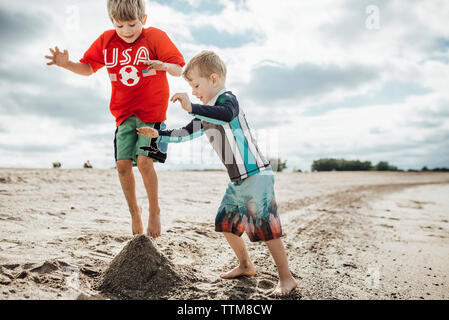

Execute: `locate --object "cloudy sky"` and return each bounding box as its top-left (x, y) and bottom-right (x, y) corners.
top-left (0, 0), bottom-right (448, 171)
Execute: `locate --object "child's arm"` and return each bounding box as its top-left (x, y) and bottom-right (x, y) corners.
top-left (144, 60), bottom-right (182, 77)
top-left (45, 46), bottom-right (93, 76)
top-left (171, 93), bottom-right (239, 125)
top-left (137, 118), bottom-right (204, 146)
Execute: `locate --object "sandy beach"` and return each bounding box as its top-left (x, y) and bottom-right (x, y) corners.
top-left (0, 168), bottom-right (448, 300)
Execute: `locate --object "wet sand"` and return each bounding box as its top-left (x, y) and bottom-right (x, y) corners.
top-left (0, 169), bottom-right (448, 299)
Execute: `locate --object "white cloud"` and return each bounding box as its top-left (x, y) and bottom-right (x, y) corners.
top-left (0, 0), bottom-right (448, 171)
top-left (274, 91), bottom-right (449, 170)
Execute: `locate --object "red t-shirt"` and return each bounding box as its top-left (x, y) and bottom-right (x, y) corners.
top-left (80, 27), bottom-right (185, 126)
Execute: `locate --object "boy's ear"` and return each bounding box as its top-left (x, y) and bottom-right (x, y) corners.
top-left (142, 15), bottom-right (148, 25)
top-left (211, 73), bottom-right (219, 86)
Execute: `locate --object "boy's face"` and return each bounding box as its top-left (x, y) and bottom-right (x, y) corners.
top-left (112, 15), bottom-right (147, 44)
top-left (187, 67), bottom-right (222, 105)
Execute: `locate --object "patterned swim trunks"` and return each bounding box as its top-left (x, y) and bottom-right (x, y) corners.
top-left (215, 169), bottom-right (283, 242)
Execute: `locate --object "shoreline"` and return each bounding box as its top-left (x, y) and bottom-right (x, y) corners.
top-left (2, 167), bottom-right (449, 174)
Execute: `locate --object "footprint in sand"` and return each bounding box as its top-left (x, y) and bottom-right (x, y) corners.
top-left (257, 279), bottom-right (275, 290)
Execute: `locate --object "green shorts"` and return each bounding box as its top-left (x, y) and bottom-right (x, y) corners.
top-left (114, 115), bottom-right (168, 165)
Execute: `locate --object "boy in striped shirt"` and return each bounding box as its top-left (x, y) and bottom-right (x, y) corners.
top-left (137, 51), bottom-right (297, 295)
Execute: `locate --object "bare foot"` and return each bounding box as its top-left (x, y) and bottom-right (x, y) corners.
top-left (270, 277), bottom-right (298, 296)
top-left (146, 207), bottom-right (161, 239)
top-left (131, 206), bottom-right (144, 235)
top-left (220, 264), bottom-right (256, 279)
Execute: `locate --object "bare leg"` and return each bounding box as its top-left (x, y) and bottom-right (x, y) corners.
top-left (220, 232), bottom-right (256, 279)
top-left (137, 156), bottom-right (161, 239)
top-left (265, 238), bottom-right (298, 295)
top-left (116, 159), bottom-right (143, 235)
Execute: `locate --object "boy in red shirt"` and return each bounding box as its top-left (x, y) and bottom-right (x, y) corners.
top-left (45, 0), bottom-right (185, 238)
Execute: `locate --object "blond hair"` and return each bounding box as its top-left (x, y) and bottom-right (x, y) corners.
top-left (107, 0), bottom-right (146, 22)
top-left (183, 51), bottom-right (227, 81)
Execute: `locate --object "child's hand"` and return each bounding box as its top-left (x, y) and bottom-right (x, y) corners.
top-left (144, 60), bottom-right (167, 71)
top-left (137, 127), bottom-right (159, 138)
top-left (171, 93), bottom-right (192, 112)
top-left (45, 46), bottom-right (69, 68)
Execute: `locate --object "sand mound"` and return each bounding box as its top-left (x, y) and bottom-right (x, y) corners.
top-left (98, 234), bottom-right (193, 299)
top-left (29, 260), bottom-right (68, 274)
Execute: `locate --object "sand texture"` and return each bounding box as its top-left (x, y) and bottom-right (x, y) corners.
top-left (0, 169), bottom-right (448, 300)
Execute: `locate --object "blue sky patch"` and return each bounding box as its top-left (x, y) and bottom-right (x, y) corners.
top-left (150, 0), bottom-right (226, 14)
top-left (244, 63), bottom-right (378, 103)
top-left (435, 38), bottom-right (449, 51)
top-left (190, 25), bottom-right (263, 48)
top-left (302, 81), bottom-right (433, 116)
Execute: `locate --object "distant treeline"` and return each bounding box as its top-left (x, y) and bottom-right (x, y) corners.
top-left (311, 158), bottom-right (449, 172)
top-left (409, 166), bottom-right (449, 172)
